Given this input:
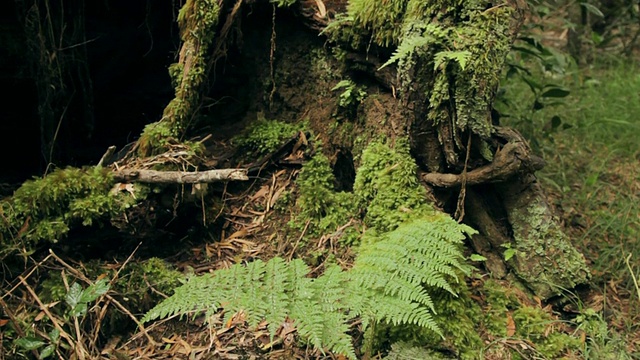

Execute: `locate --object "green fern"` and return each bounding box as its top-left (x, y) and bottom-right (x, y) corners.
top-left (378, 22), bottom-right (446, 70)
top-left (433, 50), bottom-right (472, 71)
top-left (144, 216), bottom-right (474, 359)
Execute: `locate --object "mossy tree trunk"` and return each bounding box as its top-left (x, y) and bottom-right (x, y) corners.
top-left (131, 0), bottom-right (590, 299)
top-left (272, 0), bottom-right (589, 299)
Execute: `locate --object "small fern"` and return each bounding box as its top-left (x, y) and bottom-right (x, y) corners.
top-left (433, 50), bottom-right (472, 71)
top-left (144, 216), bottom-right (474, 359)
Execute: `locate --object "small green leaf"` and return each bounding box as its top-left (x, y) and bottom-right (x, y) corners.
top-left (550, 115), bottom-right (562, 129)
top-left (470, 254), bottom-right (487, 262)
top-left (48, 329), bottom-right (60, 344)
top-left (504, 248), bottom-right (516, 261)
top-left (580, 2), bottom-right (604, 17)
top-left (39, 344), bottom-right (56, 359)
top-left (79, 279), bottom-right (110, 304)
top-left (65, 282), bottom-right (83, 309)
top-left (541, 87), bottom-right (570, 98)
top-left (15, 337), bottom-right (46, 350)
top-left (70, 302), bottom-right (88, 318)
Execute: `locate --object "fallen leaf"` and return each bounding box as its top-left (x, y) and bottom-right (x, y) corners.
top-left (506, 312), bottom-right (516, 337)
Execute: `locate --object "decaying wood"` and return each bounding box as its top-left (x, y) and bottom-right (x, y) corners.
top-left (113, 168), bottom-right (248, 184)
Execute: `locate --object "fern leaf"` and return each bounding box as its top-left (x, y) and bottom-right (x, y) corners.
top-left (242, 260), bottom-right (267, 327)
top-left (434, 50), bottom-right (472, 70)
top-left (379, 35), bottom-right (434, 70)
top-left (142, 274), bottom-right (219, 322)
top-left (262, 257), bottom-right (289, 339)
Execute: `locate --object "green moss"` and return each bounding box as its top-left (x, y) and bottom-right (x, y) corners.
top-left (482, 279), bottom-right (519, 337)
top-left (326, 1), bottom-right (515, 142)
top-left (354, 139), bottom-right (434, 233)
top-left (513, 306), bottom-right (582, 358)
top-left (138, 0), bottom-right (221, 156)
top-left (234, 118), bottom-right (301, 156)
top-left (294, 153), bottom-right (357, 236)
top-left (116, 258), bottom-right (185, 312)
top-left (0, 168), bottom-right (136, 256)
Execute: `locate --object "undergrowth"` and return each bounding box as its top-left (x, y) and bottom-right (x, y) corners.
top-left (144, 217), bottom-right (474, 359)
top-left (499, 60), bottom-right (640, 356)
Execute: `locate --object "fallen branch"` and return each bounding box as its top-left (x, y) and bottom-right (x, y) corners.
top-left (112, 168), bottom-right (248, 184)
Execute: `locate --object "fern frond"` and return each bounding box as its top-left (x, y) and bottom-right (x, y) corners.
top-left (262, 257), bottom-right (290, 338)
top-left (144, 214), bottom-right (476, 359)
top-left (434, 50), bottom-right (472, 70)
top-left (349, 215), bottom-right (473, 333)
top-left (379, 34), bottom-right (434, 70)
top-left (142, 274), bottom-right (220, 322)
top-left (383, 341), bottom-right (441, 360)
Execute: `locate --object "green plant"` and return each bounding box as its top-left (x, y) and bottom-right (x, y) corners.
top-left (14, 278), bottom-right (110, 359)
top-left (234, 118), bottom-right (300, 156)
top-left (294, 152), bottom-right (357, 236)
top-left (353, 139), bottom-right (433, 233)
top-left (144, 215), bottom-right (473, 359)
top-left (331, 79), bottom-right (367, 114)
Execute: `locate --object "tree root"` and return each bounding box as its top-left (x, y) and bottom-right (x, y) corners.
top-left (422, 127), bottom-right (545, 187)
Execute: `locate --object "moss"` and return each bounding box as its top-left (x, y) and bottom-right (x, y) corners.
top-left (138, 0), bottom-right (221, 156)
top-left (482, 279), bottom-right (520, 338)
top-left (354, 139), bottom-right (434, 233)
top-left (326, 0), bottom-right (515, 142)
top-left (432, 285), bottom-right (484, 359)
top-left (294, 153), bottom-right (357, 236)
top-left (0, 168), bottom-right (138, 259)
top-left (512, 306), bottom-right (582, 358)
top-left (116, 257), bottom-right (185, 312)
top-left (234, 118), bottom-right (302, 156)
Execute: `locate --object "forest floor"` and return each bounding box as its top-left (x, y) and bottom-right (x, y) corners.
top-left (499, 59), bottom-right (640, 357)
top-left (2, 36), bottom-right (638, 360)
top-left (110, 61), bottom-right (640, 359)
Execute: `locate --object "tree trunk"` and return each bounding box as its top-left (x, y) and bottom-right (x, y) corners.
top-left (135, 0), bottom-right (590, 299)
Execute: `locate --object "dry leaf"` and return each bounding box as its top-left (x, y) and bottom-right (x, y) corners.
top-left (506, 312), bottom-right (516, 337)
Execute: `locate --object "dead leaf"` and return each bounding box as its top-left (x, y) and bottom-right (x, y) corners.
top-left (226, 229), bottom-right (248, 241)
top-left (269, 184), bottom-right (289, 208)
top-left (250, 185), bottom-right (270, 201)
top-left (313, 0), bottom-right (327, 17)
top-left (506, 312), bottom-right (516, 337)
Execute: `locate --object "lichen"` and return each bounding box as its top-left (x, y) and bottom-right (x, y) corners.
top-left (509, 197), bottom-right (590, 299)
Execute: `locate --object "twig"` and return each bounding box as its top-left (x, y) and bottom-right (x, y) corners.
top-left (1, 254), bottom-right (53, 300)
top-left (97, 146), bottom-right (116, 167)
top-left (288, 220), bottom-right (310, 260)
top-left (91, 242), bottom-right (141, 345)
